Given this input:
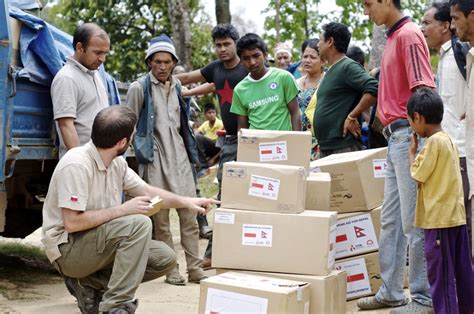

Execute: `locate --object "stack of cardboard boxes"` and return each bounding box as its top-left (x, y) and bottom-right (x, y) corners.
top-left (308, 148), bottom-right (387, 300)
top-left (199, 129), bottom-right (347, 314)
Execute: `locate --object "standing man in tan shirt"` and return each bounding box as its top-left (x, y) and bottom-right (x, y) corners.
top-left (51, 23), bottom-right (110, 158)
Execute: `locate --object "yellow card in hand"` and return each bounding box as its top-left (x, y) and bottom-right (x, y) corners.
top-left (145, 196), bottom-right (162, 217)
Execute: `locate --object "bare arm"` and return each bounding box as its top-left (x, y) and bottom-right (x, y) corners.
top-left (57, 117), bottom-right (80, 150)
top-left (237, 115), bottom-right (249, 131)
top-left (343, 93), bottom-right (377, 138)
top-left (182, 83), bottom-right (216, 97)
top-left (175, 69), bottom-right (206, 85)
top-left (140, 184), bottom-right (219, 213)
top-left (62, 196), bottom-right (153, 233)
top-left (288, 97), bottom-right (302, 131)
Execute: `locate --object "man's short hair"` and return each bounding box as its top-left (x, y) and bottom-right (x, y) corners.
top-left (378, 0), bottom-right (402, 10)
top-left (449, 0), bottom-right (474, 17)
top-left (431, 2), bottom-right (452, 23)
top-left (236, 33), bottom-right (268, 57)
top-left (204, 103), bottom-right (216, 113)
top-left (72, 23), bottom-right (108, 50)
top-left (91, 106), bottom-right (137, 149)
top-left (407, 87), bottom-right (444, 124)
top-left (322, 22), bottom-right (351, 54)
top-left (347, 46), bottom-right (365, 66)
top-left (212, 24), bottom-right (240, 42)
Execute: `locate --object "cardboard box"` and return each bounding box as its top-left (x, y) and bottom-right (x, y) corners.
top-left (305, 172), bottom-right (331, 210)
top-left (199, 272), bottom-right (311, 314)
top-left (213, 208), bottom-right (337, 276)
top-left (221, 161), bottom-right (306, 214)
top-left (237, 129), bottom-right (312, 172)
top-left (334, 252), bottom-right (381, 300)
top-left (335, 206), bottom-right (381, 259)
top-left (216, 269), bottom-right (347, 314)
top-left (310, 148), bottom-right (387, 213)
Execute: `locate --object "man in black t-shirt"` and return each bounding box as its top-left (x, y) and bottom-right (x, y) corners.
top-left (176, 24), bottom-right (248, 268)
top-left (177, 24), bottom-right (248, 188)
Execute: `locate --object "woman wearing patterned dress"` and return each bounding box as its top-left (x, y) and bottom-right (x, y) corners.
top-left (296, 38), bottom-right (324, 160)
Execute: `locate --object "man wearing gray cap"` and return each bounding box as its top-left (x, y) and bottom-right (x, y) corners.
top-left (127, 34), bottom-right (207, 286)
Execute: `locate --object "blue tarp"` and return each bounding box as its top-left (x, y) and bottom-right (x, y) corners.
top-left (8, 7), bottom-right (121, 105)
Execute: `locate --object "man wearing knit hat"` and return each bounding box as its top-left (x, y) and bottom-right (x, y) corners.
top-left (127, 34), bottom-right (207, 286)
top-left (273, 42), bottom-right (293, 70)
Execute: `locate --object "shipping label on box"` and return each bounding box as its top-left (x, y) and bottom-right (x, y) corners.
top-left (248, 175), bottom-right (280, 200)
top-left (372, 159), bottom-right (387, 178)
top-left (335, 252), bottom-right (381, 300)
top-left (242, 224), bottom-right (273, 247)
top-left (259, 141), bottom-right (288, 162)
top-left (335, 257), bottom-right (371, 299)
top-left (335, 213), bottom-right (378, 259)
top-left (214, 211), bottom-right (235, 224)
top-left (205, 287), bottom-right (268, 314)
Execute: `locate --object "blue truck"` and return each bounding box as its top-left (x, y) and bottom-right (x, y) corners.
top-left (0, 2), bottom-right (123, 237)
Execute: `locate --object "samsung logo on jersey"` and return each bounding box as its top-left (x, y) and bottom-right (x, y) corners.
top-left (248, 95), bottom-right (280, 109)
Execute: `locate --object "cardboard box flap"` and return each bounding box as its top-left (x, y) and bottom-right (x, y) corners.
top-left (226, 161), bottom-right (306, 174)
top-left (205, 272), bottom-right (310, 294)
top-left (310, 148), bottom-right (387, 168)
top-left (239, 128), bottom-right (312, 140)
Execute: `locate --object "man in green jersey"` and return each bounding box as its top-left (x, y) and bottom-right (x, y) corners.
top-left (230, 33), bottom-right (302, 131)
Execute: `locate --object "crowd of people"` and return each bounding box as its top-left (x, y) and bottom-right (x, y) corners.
top-left (37, 0), bottom-right (474, 313)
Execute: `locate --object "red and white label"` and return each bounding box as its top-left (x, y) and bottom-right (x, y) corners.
top-left (258, 141), bottom-right (288, 162)
top-left (242, 224), bottom-right (273, 247)
top-left (334, 257), bottom-right (371, 298)
top-left (335, 213), bottom-right (378, 259)
top-left (70, 195), bottom-right (78, 202)
top-left (248, 175), bottom-right (280, 201)
top-left (372, 159), bottom-right (387, 178)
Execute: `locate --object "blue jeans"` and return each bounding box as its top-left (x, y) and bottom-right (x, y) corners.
top-left (375, 127), bottom-right (432, 306)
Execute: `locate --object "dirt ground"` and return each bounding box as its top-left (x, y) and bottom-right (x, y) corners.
top-left (0, 223), bottom-right (390, 314)
top-left (0, 172), bottom-right (391, 313)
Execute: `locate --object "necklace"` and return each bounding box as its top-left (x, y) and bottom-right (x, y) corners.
top-left (302, 73), bottom-right (322, 90)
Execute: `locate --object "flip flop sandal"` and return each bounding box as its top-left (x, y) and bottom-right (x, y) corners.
top-left (164, 274), bottom-right (186, 286)
top-left (188, 271), bottom-right (208, 284)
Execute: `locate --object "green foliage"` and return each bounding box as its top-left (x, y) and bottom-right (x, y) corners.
top-left (262, 0), bottom-right (430, 60)
top-left (263, 0), bottom-right (320, 57)
top-left (43, 0), bottom-right (214, 82)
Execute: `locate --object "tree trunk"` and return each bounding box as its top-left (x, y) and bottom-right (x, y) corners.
top-left (215, 0), bottom-right (231, 24)
top-left (275, 0), bottom-right (281, 42)
top-left (368, 24), bottom-right (387, 70)
top-left (167, 0), bottom-right (192, 71)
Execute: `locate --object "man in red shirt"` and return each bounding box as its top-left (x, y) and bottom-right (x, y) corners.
top-left (359, 0), bottom-right (435, 312)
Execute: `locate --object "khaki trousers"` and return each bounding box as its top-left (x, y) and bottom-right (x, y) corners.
top-left (153, 208), bottom-right (201, 272)
top-left (54, 214), bottom-right (176, 312)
